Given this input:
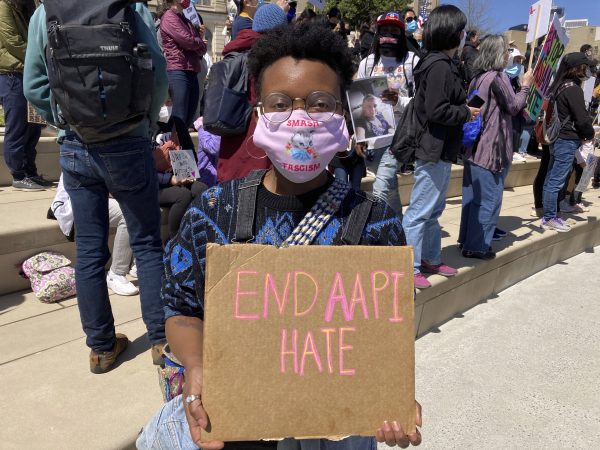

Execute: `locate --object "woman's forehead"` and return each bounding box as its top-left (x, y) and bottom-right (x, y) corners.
top-left (261, 57), bottom-right (341, 97)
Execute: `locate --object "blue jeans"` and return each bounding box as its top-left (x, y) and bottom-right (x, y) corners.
top-left (402, 159), bottom-right (452, 274)
top-left (167, 70), bottom-right (199, 128)
top-left (137, 395), bottom-right (376, 450)
top-left (0, 73), bottom-right (42, 180)
top-left (517, 128), bottom-right (531, 154)
top-left (365, 147), bottom-right (402, 214)
top-left (59, 136), bottom-right (165, 352)
top-left (334, 162), bottom-right (365, 192)
top-left (542, 138), bottom-right (580, 220)
top-left (458, 160), bottom-right (509, 252)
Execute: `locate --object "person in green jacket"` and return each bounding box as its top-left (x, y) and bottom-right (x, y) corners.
top-left (24, 1), bottom-right (170, 374)
top-left (0, 0), bottom-right (49, 190)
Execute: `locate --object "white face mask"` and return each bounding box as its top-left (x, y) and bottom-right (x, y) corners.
top-left (458, 30), bottom-right (466, 52)
top-left (158, 105), bottom-right (172, 123)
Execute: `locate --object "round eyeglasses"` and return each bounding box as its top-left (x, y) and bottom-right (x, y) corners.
top-left (257, 91), bottom-right (342, 123)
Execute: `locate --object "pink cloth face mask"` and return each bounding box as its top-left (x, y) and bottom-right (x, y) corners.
top-left (253, 110), bottom-right (350, 184)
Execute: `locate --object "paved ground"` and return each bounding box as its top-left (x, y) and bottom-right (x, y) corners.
top-left (379, 250), bottom-right (600, 450)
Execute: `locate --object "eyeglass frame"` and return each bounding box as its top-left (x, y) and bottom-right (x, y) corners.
top-left (256, 91), bottom-right (344, 123)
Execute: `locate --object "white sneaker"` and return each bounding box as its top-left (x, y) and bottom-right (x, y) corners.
top-left (512, 153), bottom-right (526, 162)
top-left (107, 270), bottom-right (139, 296)
top-left (574, 203), bottom-right (589, 213)
top-left (559, 199), bottom-right (575, 213)
top-left (541, 217), bottom-right (571, 232)
top-left (129, 263), bottom-right (137, 279)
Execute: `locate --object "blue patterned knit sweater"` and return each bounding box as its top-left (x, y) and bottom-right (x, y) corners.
top-left (162, 177), bottom-right (406, 321)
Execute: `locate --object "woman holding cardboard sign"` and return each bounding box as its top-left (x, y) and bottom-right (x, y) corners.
top-left (137, 22), bottom-right (421, 450)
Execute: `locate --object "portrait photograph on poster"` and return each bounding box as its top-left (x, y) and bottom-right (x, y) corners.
top-left (346, 76), bottom-right (397, 144)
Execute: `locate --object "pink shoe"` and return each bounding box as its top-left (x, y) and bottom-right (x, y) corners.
top-left (420, 260), bottom-right (458, 277)
top-left (414, 272), bottom-right (432, 289)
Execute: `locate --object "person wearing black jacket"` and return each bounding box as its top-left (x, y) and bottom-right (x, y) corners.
top-left (402, 5), bottom-right (478, 290)
top-left (460, 29), bottom-right (479, 85)
top-left (541, 52), bottom-right (595, 232)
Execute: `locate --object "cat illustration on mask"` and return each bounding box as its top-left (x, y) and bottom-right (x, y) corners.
top-left (285, 130), bottom-right (318, 162)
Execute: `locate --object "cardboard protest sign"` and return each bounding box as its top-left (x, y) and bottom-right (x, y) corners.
top-left (524, 14), bottom-right (569, 121)
top-left (526, 0), bottom-right (552, 44)
top-left (169, 149), bottom-right (197, 181)
top-left (347, 77), bottom-right (397, 146)
top-left (202, 244), bottom-right (416, 442)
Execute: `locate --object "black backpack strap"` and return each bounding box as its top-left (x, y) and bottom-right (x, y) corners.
top-left (233, 170), bottom-right (266, 243)
top-left (341, 194), bottom-right (375, 245)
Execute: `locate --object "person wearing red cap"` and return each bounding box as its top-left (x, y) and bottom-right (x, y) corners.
top-left (355, 11), bottom-right (420, 213)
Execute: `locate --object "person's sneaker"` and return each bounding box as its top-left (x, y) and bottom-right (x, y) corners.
top-left (512, 153), bottom-right (526, 162)
top-left (107, 270), bottom-right (139, 296)
top-left (129, 263), bottom-right (137, 279)
top-left (89, 333), bottom-right (129, 374)
top-left (559, 199), bottom-right (575, 213)
top-left (530, 207), bottom-right (543, 218)
top-left (413, 272), bottom-right (432, 289)
top-left (151, 342), bottom-right (166, 366)
top-left (12, 177), bottom-right (44, 191)
top-left (573, 203), bottom-right (589, 213)
top-left (462, 249), bottom-right (496, 260)
top-left (540, 217), bottom-right (571, 232)
top-left (494, 228), bottom-right (507, 237)
top-left (29, 175), bottom-right (54, 187)
top-left (592, 180), bottom-right (600, 189)
top-left (420, 260), bottom-right (458, 277)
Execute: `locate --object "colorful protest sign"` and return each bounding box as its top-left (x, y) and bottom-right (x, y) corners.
top-left (202, 244), bottom-right (416, 442)
top-left (526, 0), bottom-right (552, 44)
top-left (169, 149), bottom-right (197, 181)
top-left (524, 14), bottom-right (569, 121)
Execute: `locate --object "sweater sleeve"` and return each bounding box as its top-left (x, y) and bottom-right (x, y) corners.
top-left (134, 4), bottom-right (169, 125)
top-left (0, 2), bottom-right (26, 62)
top-left (423, 62), bottom-right (471, 126)
top-left (563, 86), bottom-right (595, 140)
top-left (23, 6), bottom-right (59, 126)
top-left (163, 203), bottom-right (207, 321)
top-left (160, 11), bottom-right (205, 54)
top-left (493, 72), bottom-right (530, 116)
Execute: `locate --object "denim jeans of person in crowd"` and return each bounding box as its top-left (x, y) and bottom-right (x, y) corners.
top-left (136, 395), bottom-right (377, 450)
top-left (402, 159), bottom-right (452, 274)
top-left (518, 127), bottom-right (531, 155)
top-left (542, 138), bottom-right (581, 220)
top-left (458, 160), bottom-right (509, 253)
top-left (0, 73), bottom-right (42, 180)
top-left (334, 162), bottom-right (365, 192)
top-left (167, 70), bottom-right (200, 128)
top-left (108, 199), bottom-right (133, 276)
top-left (59, 136), bottom-right (165, 352)
top-left (365, 146), bottom-right (402, 214)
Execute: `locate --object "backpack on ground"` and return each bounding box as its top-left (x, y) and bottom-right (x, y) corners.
top-left (203, 51), bottom-right (252, 137)
top-left (21, 252), bottom-right (76, 303)
top-left (44, 0), bottom-right (154, 144)
top-left (534, 81), bottom-right (575, 146)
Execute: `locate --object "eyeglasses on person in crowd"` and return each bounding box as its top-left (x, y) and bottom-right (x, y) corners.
top-left (257, 91), bottom-right (343, 123)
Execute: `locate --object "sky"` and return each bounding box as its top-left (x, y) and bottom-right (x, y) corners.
top-left (443, 0), bottom-right (600, 33)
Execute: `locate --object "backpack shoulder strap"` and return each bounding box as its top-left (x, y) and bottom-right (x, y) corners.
top-left (341, 193), bottom-right (375, 245)
top-left (233, 169), bottom-right (267, 243)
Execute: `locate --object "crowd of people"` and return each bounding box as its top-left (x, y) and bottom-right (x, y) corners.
top-left (1, 0), bottom-right (599, 448)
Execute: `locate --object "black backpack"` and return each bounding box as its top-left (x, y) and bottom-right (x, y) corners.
top-left (44, 0), bottom-right (154, 144)
top-left (203, 51), bottom-right (252, 137)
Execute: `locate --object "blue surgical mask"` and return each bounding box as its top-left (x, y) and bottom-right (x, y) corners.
top-left (505, 63), bottom-right (523, 79)
top-left (406, 21), bottom-right (418, 33)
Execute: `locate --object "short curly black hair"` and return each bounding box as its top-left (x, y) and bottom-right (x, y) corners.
top-left (248, 22), bottom-right (355, 99)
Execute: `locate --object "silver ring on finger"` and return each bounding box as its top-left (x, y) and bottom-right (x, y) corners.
top-left (185, 394), bottom-right (201, 404)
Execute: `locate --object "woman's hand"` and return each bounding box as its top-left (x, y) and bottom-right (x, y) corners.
top-left (468, 106), bottom-right (481, 121)
top-left (355, 142), bottom-right (367, 158)
top-left (182, 364), bottom-right (224, 450)
top-left (522, 69), bottom-right (534, 88)
top-left (375, 401), bottom-right (422, 448)
top-left (170, 176), bottom-right (195, 186)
